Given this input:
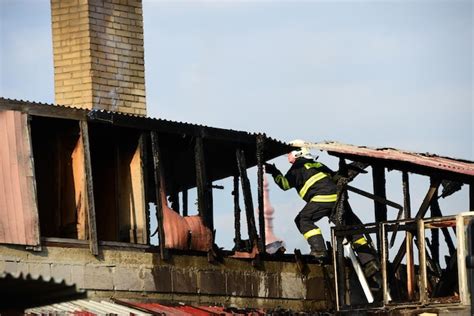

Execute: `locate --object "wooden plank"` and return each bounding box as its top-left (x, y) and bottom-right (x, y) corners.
top-left (415, 178), bottom-right (441, 220)
top-left (372, 165), bottom-right (388, 221)
top-left (470, 184), bottom-right (474, 211)
top-left (130, 136), bottom-right (147, 244)
top-left (0, 111), bottom-right (40, 246)
top-left (0, 111), bottom-right (15, 244)
top-left (23, 114), bottom-right (40, 246)
top-left (233, 176), bottom-right (241, 247)
top-left (236, 149), bottom-right (258, 248)
top-left (182, 190), bottom-right (188, 217)
top-left (150, 131), bottom-right (166, 260)
top-left (11, 111), bottom-right (27, 244)
top-left (72, 123), bottom-right (87, 240)
top-left (6, 111), bottom-right (24, 243)
top-left (80, 121), bottom-right (99, 255)
top-left (256, 134), bottom-right (265, 253)
top-left (195, 137), bottom-right (213, 230)
top-left (403, 171), bottom-right (415, 300)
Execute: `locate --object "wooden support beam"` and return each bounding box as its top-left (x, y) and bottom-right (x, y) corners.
top-left (372, 165), bottom-right (388, 221)
top-left (403, 171), bottom-right (415, 300)
top-left (334, 171), bottom-right (348, 307)
top-left (256, 134), bottom-right (265, 254)
top-left (373, 165), bottom-right (387, 252)
top-left (195, 137), bottom-right (213, 231)
top-left (80, 121), bottom-right (98, 256)
top-left (182, 190), bottom-right (188, 217)
top-left (415, 177), bottom-right (442, 220)
top-left (470, 184), bottom-right (474, 211)
top-left (428, 178), bottom-right (443, 263)
top-left (236, 149), bottom-right (258, 248)
top-left (430, 197), bottom-right (456, 255)
top-left (233, 175), bottom-right (242, 248)
top-left (150, 131), bottom-right (166, 260)
top-left (393, 178), bottom-right (441, 281)
top-left (347, 185), bottom-right (402, 211)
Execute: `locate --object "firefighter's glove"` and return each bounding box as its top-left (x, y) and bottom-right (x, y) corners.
top-left (264, 163), bottom-right (279, 176)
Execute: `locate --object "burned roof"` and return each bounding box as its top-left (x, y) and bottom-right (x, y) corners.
top-left (0, 97), bottom-right (291, 190)
top-left (311, 141), bottom-right (474, 183)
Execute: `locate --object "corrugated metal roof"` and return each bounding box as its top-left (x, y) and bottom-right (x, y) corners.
top-left (310, 141), bottom-right (474, 179)
top-left (0, 272), bottom-right (85, 309)
top-left (25, 299), bottom-right (151, 315)
top-left (25, 299), bottom-right (271, 315)
top-left (0, 97), bottom-right (291, 191)
top-left (0, 97), bottom-right (287, 146)
top-left (114, 300), bottom-right (266, 315)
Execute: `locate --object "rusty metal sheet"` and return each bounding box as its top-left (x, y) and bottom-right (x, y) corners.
top-left (311, 141), bottom-right (474, 177)
top-left (0, 111), bottom-right (40, 246)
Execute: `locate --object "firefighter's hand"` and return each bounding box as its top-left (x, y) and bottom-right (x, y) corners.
top-left (264, 163), bottom-right (278, 176)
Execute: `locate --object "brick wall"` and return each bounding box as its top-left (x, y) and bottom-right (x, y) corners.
top-left (51, 0), bottom-right (146, 116)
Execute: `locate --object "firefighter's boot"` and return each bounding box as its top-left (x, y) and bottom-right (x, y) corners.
top-left (352, 238), bottom-right (382, 288)
top-left (308, 235), bottom-right (328, 261)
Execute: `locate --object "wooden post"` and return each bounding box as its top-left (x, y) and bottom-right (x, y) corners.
top-left (80, 121), bottom-right (99, 256)
top-left (403, 171), bottom-right (415, 300)
top-left (256, 134), bottom-right (266, 254)
top-left (470, 184), bottom-right (474, 211)
top-left (233, 176), bottom-right (242, 248)
top-left (373, 165), bottom-right (387, 251)
top-left (195, 137), bottom-right (213, 231)
top-left (236, 149), bottom-right (258, 248)
top-left (150, 131), bottom-right (166, 260)
top-left (430, 196), bottom-right (456, 255)
top-left (182, 189), bottom-right (188, 217)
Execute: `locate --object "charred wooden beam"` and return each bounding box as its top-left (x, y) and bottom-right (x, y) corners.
top-left (470, 184), bottom-right (474, 211)
top-left (140, 133), bottom-right (151, 245)
top-left (415, 177), bottom-right (442, 219)
top-left (429, 178), bottom-right (440, 262)
top-left (334, 169), bottom-right (348, 308)
top-left (150, 131), bottom-right (166, 260)
top-left (233, 175), bottom-right (242, 248)
top-left (372, 165), bottom-right (388, 221)
top-left (393, 178), bottom-right (440, 277)
top-left (403, 171), bottom-right (415, 300)
top-left (182, 189), bottom-right (188, 217)
top-left (372, 165), bottom-right (387, 251)
top-left (430, 197), bottom-right (456, 255)
top-left (236, 149), bottom-right (258, 248)
top-left (80, 121), bottom-right (99, 256)
top-left (256, 134), bottom-right (266, 254)
top-left (195, 136), bottom-right (213, 231)
top-left (347, 185), bottom-right (402, 211)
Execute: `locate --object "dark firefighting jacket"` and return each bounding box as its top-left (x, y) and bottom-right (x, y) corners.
top-left (271, 158), bottom-right (337, 203)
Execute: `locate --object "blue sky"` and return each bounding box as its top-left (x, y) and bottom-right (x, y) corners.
top-left (0, 0), bottom-right (472, 252)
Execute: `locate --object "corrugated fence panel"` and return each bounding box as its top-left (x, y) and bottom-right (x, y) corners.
top-left (0, 110), bottom-right (40, 246)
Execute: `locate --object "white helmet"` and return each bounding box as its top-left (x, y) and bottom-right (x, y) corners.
top-left (289, 139), bottom-right (315, 159)
top-left (291, 147), bottom-right (314, 159)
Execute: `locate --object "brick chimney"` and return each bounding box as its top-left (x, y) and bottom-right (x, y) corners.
top-left (51, 0), bottom-right (146, 116)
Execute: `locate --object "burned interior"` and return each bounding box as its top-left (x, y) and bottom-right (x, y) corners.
top-left (0, 98), bottom-right (291, 259)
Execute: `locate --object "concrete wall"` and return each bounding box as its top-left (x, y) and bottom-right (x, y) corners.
top-left (0, 244), bottom-right (332, 311)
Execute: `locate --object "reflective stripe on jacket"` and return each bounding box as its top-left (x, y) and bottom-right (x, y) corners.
top-left (272, 158), bottom-right (337, 202)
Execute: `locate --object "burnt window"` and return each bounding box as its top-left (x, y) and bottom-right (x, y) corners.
top-left (31, 116), bottom-right (87, 240)
top-left (88, 123), bottom-right (147, 244)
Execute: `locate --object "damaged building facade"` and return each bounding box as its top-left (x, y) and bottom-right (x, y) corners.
top-left (1, 0), bottom-right (473, 314)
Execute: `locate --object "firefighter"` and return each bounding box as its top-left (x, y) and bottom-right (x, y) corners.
top-left (265, 146), bottom-right (381, 282)
top-left (264, 146), bottom-right (336, 260)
